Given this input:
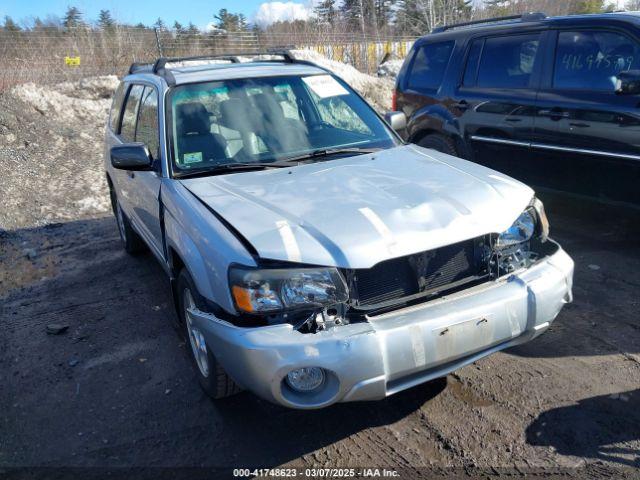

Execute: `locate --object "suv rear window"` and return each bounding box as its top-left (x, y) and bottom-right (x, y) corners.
top-left (553, 30), bottom-right (640, 91)
top-left (407, 41), bottom-right (454, 91)
top-left (475, 34), bottom-right (540, 88)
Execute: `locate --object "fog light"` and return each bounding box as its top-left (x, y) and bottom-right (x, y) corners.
top-left (285, 367), bottom-right (325, 392)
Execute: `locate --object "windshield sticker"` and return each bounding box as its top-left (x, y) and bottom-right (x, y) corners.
top-left (302, 75), bottom-right (348, 98)
top-left (183, 152), bottom-right (203, 164)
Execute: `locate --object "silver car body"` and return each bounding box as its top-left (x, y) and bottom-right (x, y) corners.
top-left (105, 60), bottom-right (574, 409)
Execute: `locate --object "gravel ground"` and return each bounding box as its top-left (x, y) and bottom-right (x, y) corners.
top-left (0, 77), bottom-right (117, 230)
top-left (1, 195), bottom-right (639, 480)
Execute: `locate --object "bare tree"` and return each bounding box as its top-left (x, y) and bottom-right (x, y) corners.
top-left (627, 0), bottom-right (640, 10)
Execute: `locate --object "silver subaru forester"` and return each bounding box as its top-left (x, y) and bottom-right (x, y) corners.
top-left (104, 51), bottom-right (574, 409)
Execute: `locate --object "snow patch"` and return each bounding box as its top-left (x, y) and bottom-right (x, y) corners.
top-left (377, 59), bottom-right (404, 79)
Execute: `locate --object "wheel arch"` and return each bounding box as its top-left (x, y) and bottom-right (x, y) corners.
top-left (407, 104), bottom-right (466, 153)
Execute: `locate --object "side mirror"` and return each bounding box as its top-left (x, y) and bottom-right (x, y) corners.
top-left (111, 143), bottom-right (153, 171)
top-left (616, 70), bottom-right (640, 95)
top-left (384, 111), bottom-right (407, 132)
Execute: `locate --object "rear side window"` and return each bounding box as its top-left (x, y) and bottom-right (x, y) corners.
top-left (476, 34), bottom-right (540, 88)
top-left (136, 87), bottom-right (160, 159)
top-left (109, 83), bottom-right (126, 131)
top-left (407, 41), bottom-right (454, 91)
top-left (553, 30), bottom-right (640, 91)
top-left (120, 84), bottom-right (144, 142)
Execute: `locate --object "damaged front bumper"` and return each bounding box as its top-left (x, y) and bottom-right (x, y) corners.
top-left (190, 242), bottom-right (574, 409)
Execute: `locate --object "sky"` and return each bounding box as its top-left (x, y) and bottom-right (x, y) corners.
top-left (0, 0), bottom-right (316, 28)
top-left (0, 0), bottom-right (630, 29)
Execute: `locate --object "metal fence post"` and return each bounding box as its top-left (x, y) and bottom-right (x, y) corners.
top-left (154, 28), bottom-right (164, 57)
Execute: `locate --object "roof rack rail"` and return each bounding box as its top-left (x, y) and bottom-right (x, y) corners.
top-left (126, 49), bottom-right (327, 85)
top-left (431, 12), bottom-right (546, 33)
top-left (129, 62), bottom-right (154, 74)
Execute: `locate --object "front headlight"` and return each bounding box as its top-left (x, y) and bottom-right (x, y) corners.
top-left (496, 207), bottom-right (536, 248)
top-left (496, 198), bottom-right (549, 248)
top-left (229, 266), bottom-right (348, 314)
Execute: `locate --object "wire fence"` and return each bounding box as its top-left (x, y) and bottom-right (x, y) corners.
top-left (0, 27), bottom-right (416, 90)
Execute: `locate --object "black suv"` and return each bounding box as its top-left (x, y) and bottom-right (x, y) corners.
top-left (395, 12), bottom-right (640, 206)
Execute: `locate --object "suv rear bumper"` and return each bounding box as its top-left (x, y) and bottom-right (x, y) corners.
top-left (190, 242), bottom-right (574, 409)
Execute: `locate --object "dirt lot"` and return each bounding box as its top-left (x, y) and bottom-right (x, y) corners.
top-left (1, 194), bottom-right (639, 479)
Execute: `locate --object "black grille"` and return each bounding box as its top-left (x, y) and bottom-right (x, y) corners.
top-left (352, 238), bottom-right (484, 307)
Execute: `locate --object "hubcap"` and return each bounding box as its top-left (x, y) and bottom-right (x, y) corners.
top-left (115, 202), bottom-right (127, 242)
top-left (184, 289), bottom-right (209, 378)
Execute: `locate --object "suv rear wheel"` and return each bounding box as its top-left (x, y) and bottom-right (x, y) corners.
top-left (418, 133), bottom-right (459, 157)
top-left (177, 269), bottom-right (241, 400)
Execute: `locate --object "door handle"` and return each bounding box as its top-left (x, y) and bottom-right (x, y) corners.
top-left (453, 100), bottom-right (469, 111)
top-left (539, 109), bottom-right (570, 119)
top-left (127, 171), bottom-right (135, 179)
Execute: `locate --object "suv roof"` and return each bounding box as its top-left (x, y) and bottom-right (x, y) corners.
top-left (125, 51), bottom-right (328, 86)
top-left (425, 11), bottom-right (640, 41)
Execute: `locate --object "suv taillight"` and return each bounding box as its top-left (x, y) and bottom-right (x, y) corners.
top-left (392, 90), bottom-right (397, 111)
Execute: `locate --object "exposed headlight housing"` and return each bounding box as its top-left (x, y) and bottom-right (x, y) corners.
top-left (229, 266), bottom-right (348, 314)
top-left (496, 198), bottom-right (549, 249)
top-left (496, 208), bottom-right (536, 248)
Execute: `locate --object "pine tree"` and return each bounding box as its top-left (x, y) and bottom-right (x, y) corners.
top-left (3, 16), bottom-right (21, 32)
top-left (214, 9), bottom-right (248, 32)
top-left (340, 0), bottom-right (367, 33)
top-left (237, 14), bottom-right (248, 31)
top-left (98, 9), bottom-right (115, 31)
top-left (153, 18), bottom-right (166, 30)
top-left (63, 6), bottom-right (84, 29)
top-left (173, 20), bottom-right (184, 34)
top-left (187, 22), bottom-right (200, 36)
top-left (314, 0), bottom-right (337, 26)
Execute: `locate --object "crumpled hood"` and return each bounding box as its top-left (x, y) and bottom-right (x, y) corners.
top-left (181, 144), bottom-right (534, 269)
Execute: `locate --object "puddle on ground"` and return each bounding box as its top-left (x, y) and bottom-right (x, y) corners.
top-left (447, 375), bottom-right (494, 407)
top-left (0, 235), bottom-right (60, 297)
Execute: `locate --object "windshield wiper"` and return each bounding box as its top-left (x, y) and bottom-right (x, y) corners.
top-left (278, 147), bottom-right (382, 164)
top-left (174, 148), bottom-right (381, 179)
top-left (173, 162), bottom-right (291, 179)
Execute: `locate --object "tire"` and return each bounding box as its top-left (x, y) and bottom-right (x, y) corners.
top-left (177, 268), bottom-right (241, 400)
top-left (418, 133), bottom-right (459, 157)
top-left (110, 188), bottom-right (146, 254)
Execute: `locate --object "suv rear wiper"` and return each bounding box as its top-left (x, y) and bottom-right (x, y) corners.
top-left (278, 147), bottom-right (382, 164)
top-left (173, 162), bottom-right (291, 179)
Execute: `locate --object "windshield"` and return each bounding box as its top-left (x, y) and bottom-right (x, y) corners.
top-left (167, 74), bottom-right (399, 175)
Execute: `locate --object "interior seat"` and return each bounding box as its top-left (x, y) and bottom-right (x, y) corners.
top-left (250, 93), bottom-right (309, 153)
top-left (176, 102), bottom-right (227, 165)
top-left (218, 98), bottom-right (256, 159)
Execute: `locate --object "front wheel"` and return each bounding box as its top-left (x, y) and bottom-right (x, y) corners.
top-left (177, 269), bottom-right (241, 400)
top-left (418, 133), bottom-right (460, 157)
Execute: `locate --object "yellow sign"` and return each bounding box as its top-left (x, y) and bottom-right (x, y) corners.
top-left (65, 56), bottom-right (81, 66)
